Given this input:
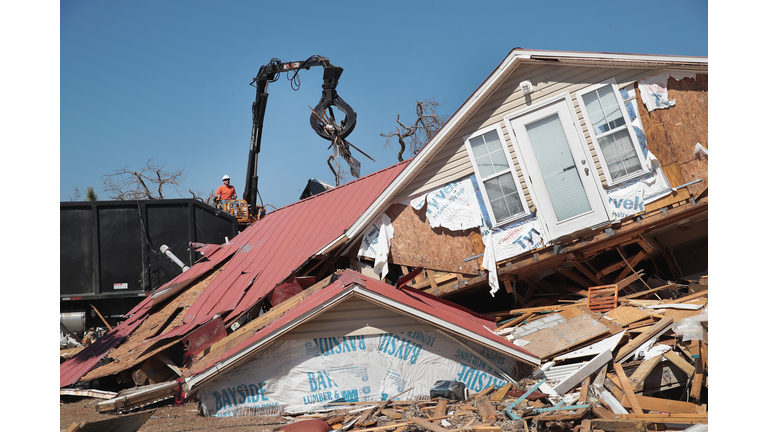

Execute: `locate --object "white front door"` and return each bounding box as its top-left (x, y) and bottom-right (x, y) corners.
top-left (507, 97), bottom-right (609, 240)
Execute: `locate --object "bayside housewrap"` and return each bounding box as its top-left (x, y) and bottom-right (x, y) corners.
top-left (183, 271), bottom-right (539, 416)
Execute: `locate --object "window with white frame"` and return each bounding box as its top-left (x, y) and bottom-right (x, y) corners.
top-left (464, 125), bottom-right (528, 225)
top-left (577, 80), bottom-right (647, 185)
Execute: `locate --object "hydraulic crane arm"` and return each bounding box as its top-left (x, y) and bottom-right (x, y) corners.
top-left (243, 55), bottom-right (357, 215)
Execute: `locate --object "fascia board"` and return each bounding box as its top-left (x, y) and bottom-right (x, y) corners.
top-left (349, 286), bottom-right (541, 366)
top-left (345, 51), bottom-right (527, 242)
top-left (519, 49), bottom-right (707, 64)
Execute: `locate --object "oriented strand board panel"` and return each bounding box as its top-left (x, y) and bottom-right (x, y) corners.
top-left (387, 203), bottom-right (483, 274)
top-left (636, 74), bottom-right (708, 198)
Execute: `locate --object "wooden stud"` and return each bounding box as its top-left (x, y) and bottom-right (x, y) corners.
top-left (689, 341), bottom-right (704, 400)
top-left (613, 363), bottom-right (643, 414)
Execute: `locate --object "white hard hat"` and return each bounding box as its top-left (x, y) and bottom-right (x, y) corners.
top-left (222, 175), bottom-right (230, 180)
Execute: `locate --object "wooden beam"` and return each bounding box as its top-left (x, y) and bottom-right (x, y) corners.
top-left (689, 340), bottom-right (704, 401)
top-left (628, 355), bottom-right (662, 392)
top-left (597, 260), bottom-right (628, 280)
top-left (490, 382), bottom-right (513, 402)
top-left (620, 394), bottom-right (703, 414)
top-left (498, 201), bottom-right (707, 280)
top-left (571, 261), bottom-right (603, 285)
top-left (90, 304), bottom-right (113, 331)
top-left (616, 317), bottom-right (674, 362)
top-left (662, 350), bottom-right (695, 377)
top-left (614, 252), bottom-right (648, 283)
top-left (555, 267), bottom-right (593, 289)
top-left (613, 363), bottom-right (643, 414)
top-left (497, 313), bottom-right (534, 331)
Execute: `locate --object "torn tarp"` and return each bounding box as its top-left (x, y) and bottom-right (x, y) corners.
top-left (357, 213), bottom-right (395, 279)
top-left (638, 71), bottom-right (696, 112)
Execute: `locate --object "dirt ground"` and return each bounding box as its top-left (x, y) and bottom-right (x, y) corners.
top-left (60, 396), bottom-right (288, 432)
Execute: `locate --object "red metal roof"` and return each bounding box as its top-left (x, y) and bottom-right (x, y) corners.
top-left (148, 160), bottom-right (410, 342)
top-left (61, 161), bottom-right (409, 388)
top-left (60, 246), bottom-right (239, 388)
top-left (187, 269), bottom-right (539, 385)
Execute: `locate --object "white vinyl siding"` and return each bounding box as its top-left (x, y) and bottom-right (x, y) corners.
top-left (464, 124), bottom-right (528, 226)
top-left (576, 79), bottom-right (647, 185)
top-left (392, 62), bottom-right (699, 204)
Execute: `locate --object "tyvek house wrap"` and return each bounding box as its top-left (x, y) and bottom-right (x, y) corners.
top-left (197, 328), bottom-right (523, 416)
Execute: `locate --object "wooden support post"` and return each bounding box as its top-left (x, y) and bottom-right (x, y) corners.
top-left (613, 363), bottom-right (643, 414)
top-left (689, 340), bottom-right (704, 401)
top-left (90, 304), bottom-right (113, 331)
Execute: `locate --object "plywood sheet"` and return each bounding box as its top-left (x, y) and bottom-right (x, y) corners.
top-left (518, 314), bottom-right (610, 359)
top-left (635, 74), bottom-right (708, 199)
top-left (605, 306), bottom-right (652, 327)
top-left (387, 203), bottom-right (482, 274)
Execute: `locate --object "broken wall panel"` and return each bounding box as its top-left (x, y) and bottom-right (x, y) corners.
top-left (636, 74), bottom-right (708, 198)
top-left (386, 203), bottom-right (483, 274)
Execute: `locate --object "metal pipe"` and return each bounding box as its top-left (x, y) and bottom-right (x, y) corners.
top-left (160, 245), bottom-right (189, 272)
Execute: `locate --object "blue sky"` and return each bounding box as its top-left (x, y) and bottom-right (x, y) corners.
top-left (57, 0), bottom-right (708, 210)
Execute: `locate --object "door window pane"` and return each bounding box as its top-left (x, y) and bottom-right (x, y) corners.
top-left (526, 114), bottom-right (592, 222)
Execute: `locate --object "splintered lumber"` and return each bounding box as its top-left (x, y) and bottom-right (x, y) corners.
top-left (616, 317), bottom-right (673, 362)
top-left (615, 413), bottom-right (708, 424)
top-left (497, 313), bottom-right (534, 330)
top-left (591, 419), bottom-right (649, 432)
top-left (475, 395), bottom-right (496, 421)
top-left (662, 350), bottom-right (695, 377)
top-left (431, 399), bottom-right (448, 423)
top-left (628, 355), bottom-right (662, 391)
top-left (690, 340), bottom-right (705, 400)
top-left (613, 363), bottom-right (643, 414)
top-left (411, 417), bottom-right (452, 432)
top-left (489, 382), bottom-right (513, 402)
top-left (620, 394), bottom-right (704, 414)
top-left (96, 381), bottom-right (178, 413)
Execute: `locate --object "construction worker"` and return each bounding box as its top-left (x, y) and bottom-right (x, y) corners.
top-left (215, 175), bottom-right (237, 208)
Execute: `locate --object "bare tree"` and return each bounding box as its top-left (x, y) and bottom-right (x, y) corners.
top-left (69, 187), bottom-right (82, 201)
top-left (102, 158), bottom-right (187, 200)
top-left (326, 155), bottom-right (351, 187)
top-left (381, 98), bottom-right (448, 162)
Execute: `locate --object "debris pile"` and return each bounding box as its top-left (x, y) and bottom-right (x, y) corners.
top-left (254, 276), bottom-right (709, 432)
